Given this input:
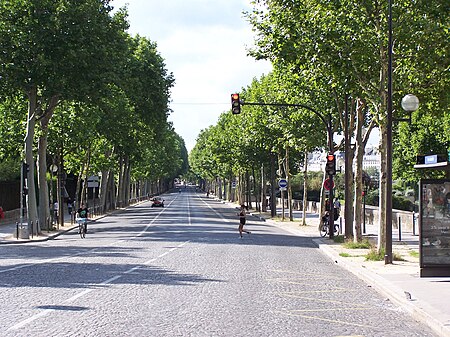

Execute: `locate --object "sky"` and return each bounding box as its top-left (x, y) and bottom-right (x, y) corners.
top-left (111, 0), bottom-right (272, 152)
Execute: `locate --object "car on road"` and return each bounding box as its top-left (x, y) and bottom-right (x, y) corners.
top-left (151, 197), bottom-right (164, 207)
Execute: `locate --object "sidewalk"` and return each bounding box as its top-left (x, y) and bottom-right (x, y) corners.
top-left (0, 212), bottom-right (83, 244)
top-left (250, 208), bottom-right (450, 337)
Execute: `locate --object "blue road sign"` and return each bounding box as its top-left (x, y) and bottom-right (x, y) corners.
top-left (278, 179), bottom-right (288, 188)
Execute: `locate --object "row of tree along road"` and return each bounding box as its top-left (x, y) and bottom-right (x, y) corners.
top-left (0, 2), bottom-right (189, 232)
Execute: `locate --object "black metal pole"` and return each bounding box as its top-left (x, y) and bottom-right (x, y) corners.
top-left (385, 0), bottom-right (393, 264)
top-left (344, 95), bottom-right (352, 238)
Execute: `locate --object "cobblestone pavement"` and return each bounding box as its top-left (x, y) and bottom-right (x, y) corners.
top-left (0, 191), bottom-right (437, 336)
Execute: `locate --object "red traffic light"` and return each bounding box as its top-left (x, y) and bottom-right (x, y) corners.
top-left (325, 153), bottom-right (336, 175)
top-left (231, 93), bottom-right (241, 114)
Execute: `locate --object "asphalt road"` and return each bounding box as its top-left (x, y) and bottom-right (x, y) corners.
top-left (0, 189), bottom-right (436, 336)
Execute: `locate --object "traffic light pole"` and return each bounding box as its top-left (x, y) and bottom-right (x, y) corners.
top-left (240, 101), bottom-right (335, 238)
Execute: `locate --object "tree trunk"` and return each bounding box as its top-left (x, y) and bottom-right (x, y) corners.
top-left (319, 169), bottom-right (327, 224)
top-left (100, 169), bottom-right (109, 212)
top-left (117, 156), bottom-right (124, 207)
top-left (37, 117), bottom-right (51, 231)
top-left (353, 106), bottom-right (365, 242)
top-left (270, 152), bottom-right (276, 217)
top-left (302, 152), bottom-right (308, 226)
top-left (286, 144), bottom-right (293, 221)
top-left (378, 123), bottom-right (388, 253)
top-left (24, 86), bottom-right (39, 230)
top-left (344, 96), bottom-right (354, 238)
top-left (125, 157), bottom-right (131, 205)
top-left (261, 164), bottom-right (267, 212)
top-left (36, 94), bottom-right (59, 232)
top-left (279, 152), bottom-right (285, 221)
top-left (84, 149), bottom-right (91, 206)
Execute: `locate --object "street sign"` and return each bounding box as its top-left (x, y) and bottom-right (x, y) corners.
top-left (278, 179), bottom-right (288, 188)
top-left (87, 175), bottom-right (99, 188)
top-left (323, 178), bottom-right (335, 191)
top-left (231, 181), bottom-right (236, 189)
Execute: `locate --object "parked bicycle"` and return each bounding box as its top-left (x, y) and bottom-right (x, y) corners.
top-left (319, 212), bottom-right (339, 237)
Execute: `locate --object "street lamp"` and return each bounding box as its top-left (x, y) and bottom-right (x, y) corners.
top-left (386, 0), bottom-right (421, 267)
top-left (401, 94), bottom-right (420, 112)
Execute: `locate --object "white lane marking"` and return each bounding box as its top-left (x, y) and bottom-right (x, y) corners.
top-left (6, 198), bottom-right (190, 333)
top-left (7, 239), bottom-right (190, 332)
top-left (134, 198), bottom-right (175, 238)
top-left (7, 274), bottom-right (124, 331)
top-left (200, 198), bottom-right (232, 223)
top-left (7, 309), bottom-right (54, 331)
top-left (188, 195), bottom-right (191, 225)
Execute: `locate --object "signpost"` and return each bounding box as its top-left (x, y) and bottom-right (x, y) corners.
top-left (87, 176), bottom-right (100, 214)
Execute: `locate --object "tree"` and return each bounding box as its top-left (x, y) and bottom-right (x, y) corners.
top-left (0, 0), bottom-right (129, 230)
top-left (246, 0), bottom-right (448, 247)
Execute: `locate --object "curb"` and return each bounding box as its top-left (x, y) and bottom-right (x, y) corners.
top-left (314, 239), bottom-right (450, 337)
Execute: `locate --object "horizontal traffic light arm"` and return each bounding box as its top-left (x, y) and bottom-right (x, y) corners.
top-left (241, 101), bottom-right (328, 130)
top-left (241, 101), bottom-right (334, 151)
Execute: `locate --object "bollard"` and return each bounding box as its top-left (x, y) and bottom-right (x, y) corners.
top-left (412, 213), bottom-right (416, 236)
top-left (31, 221), bottom-right (33, 239)
top-left (16, 222), bottom-right (19, 239)
top-left (398, 216), bottom-right (402, 241)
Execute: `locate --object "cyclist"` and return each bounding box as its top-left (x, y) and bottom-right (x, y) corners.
top-left (76, 203), bottom-right (89, 234)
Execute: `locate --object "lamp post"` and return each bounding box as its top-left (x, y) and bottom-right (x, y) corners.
top-left (385, 0), bottom-right (420, 263)
top-left (385, 94), bottom-right (419, 264)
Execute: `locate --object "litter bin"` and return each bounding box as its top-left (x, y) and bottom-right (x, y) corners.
top-left (18, 225), bottom-right (29, 239)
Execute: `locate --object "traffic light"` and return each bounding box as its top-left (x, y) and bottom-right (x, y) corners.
top-left (231, 93), bottom-right (241, 114)
top-left (325, 153), bottom-right (336, 175)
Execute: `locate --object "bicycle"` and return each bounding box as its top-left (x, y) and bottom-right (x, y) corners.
top-left (319, 214), bottom-right (339, 237)
top-left (77, 218), bottom-right (87, 239)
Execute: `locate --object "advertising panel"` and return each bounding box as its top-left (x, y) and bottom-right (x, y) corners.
top-left (420, 179), bottom-right (450, 276)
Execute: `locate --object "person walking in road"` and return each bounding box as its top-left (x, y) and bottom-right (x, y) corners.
top-left (237, 204), bottom-right (251, 238)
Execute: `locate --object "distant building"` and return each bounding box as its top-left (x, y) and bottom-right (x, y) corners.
top-left (307, 146), bottom-right (380, 172)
